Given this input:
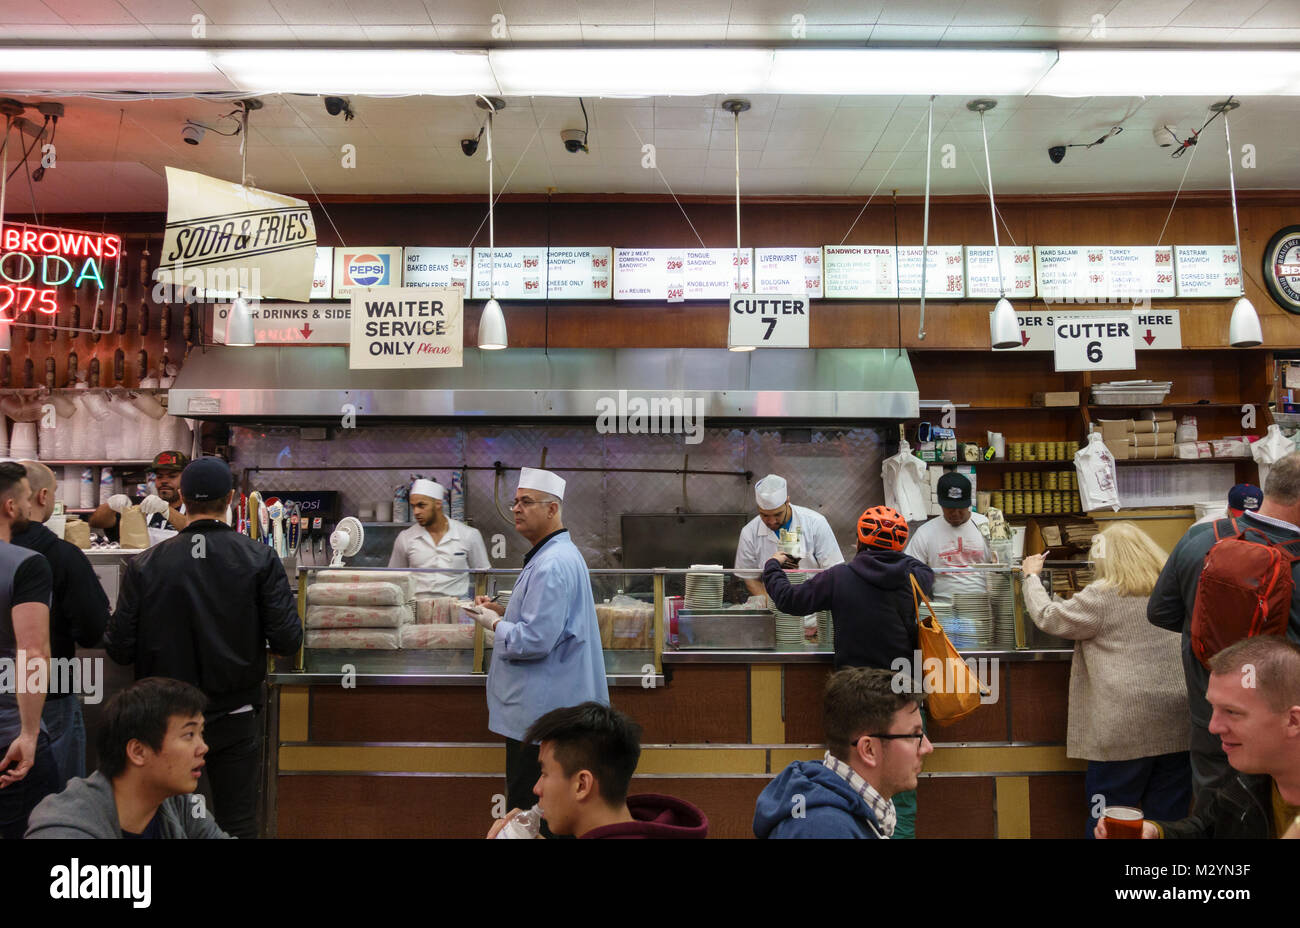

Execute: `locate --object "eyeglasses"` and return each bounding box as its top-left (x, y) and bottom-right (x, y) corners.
top-left (852, 732), bottom-right (927, 747)
top-left (510, 497), bottom-right (546, 510)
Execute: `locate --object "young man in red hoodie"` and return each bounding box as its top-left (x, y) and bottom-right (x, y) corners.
top-left (487, 702), bottom-right (708, 839)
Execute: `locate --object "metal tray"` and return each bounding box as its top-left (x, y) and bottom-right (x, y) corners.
top-left (676, 611), bottom-right (775, 650)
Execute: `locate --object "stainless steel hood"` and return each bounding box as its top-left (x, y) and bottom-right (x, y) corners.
top-left (168, 346), bottom-right (918, 420)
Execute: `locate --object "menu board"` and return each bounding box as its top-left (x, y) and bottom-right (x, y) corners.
top-left (896, 246), bottom-right (965, 298)
top-left (822, 246), bottom-right (963, 298)
top-left (310, 247), bottom-right (333, 300)
top-left (755, 248), bottom-right (823, 298)
top-left (1174, 245), bottom-right (1243, 297)
top-left (822, 246), bottom-right (898, 298)
top-left (332, 246), bottom-right (403, 300)
top-left (545, 247), bottom-right (612, 299)
top-left (613, 248), bottom-right (752, 301)
top-left (1035, 246), bottom-right (1175, 302)
top-left (964, 246), bottom-right (1035, 298)
top-left (405, 247), bottom-right (472, 293)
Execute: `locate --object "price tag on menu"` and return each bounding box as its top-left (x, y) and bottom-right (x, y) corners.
top-left (729, 293), bottom-right (809, 349)
top-left (404, 247), bottom-right (471, 293)
top-left (310, 247), bottom-right (333, 300)
top-left (822, 246), bottom-right (898, 298)
top-left (964, 246), bottom-right (1035, 298)
top-left (1052, 314), bottom-right (1137, 372)
top-left (1174, 245), bottom-right (1244, 297)
top-left (896, 246), bottom-right (965, 298)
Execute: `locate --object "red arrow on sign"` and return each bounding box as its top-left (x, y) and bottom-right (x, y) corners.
top-left (1142, 329), bottom-right (1155, 346)
top-left (300, 323), bottom-right (314, 340)
top-left (1020, 331), bottom-right (1030, 347)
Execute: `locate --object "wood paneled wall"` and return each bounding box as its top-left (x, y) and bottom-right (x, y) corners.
top-left (35, 191), bottom-right (1300, 354)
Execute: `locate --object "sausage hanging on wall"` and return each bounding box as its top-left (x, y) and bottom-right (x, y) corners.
top-left (44, 357), bottom-right (55, 390)
top-left (23, 358), bottom-right (34, 389)
top-left (113, 348), bottom-right (124, 386)
top-left (89, 303), bottom-right (103, 343)
top-left (137, 349), bottom-right (148, 383)
top-left (159, 303), bottom-right (170, 342)
top-left (67, 350), bottom-right (78, 387)
top-left (0, 355), bottom-right (10, 389)
top-left (88, 357), bottom-right (100, 388)
top-left (116, 302), bottom-right (128, 335)
top-left (138, 302), bottom-right (149, 337)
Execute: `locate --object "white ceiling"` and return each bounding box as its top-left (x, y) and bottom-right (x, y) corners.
top-left (2, 0), bottom-right (1299, 211)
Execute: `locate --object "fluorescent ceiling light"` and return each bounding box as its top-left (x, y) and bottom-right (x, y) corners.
top-left (771, 49), bottom-right (1057, 96)
top-left (491, 48), bottom-right (774, 97)
top-left (0, 47), bottom-right (226, 92)
top-left (214, 49), bottom-right (493, 95)
top-left (1034, 50), bottom-right (1300, 96)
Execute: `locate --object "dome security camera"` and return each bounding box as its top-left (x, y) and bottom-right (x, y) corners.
top-left (561, 129), bottom-right (588, 154)
top-left (461, 137), bottom-right (479, 157)
top-left (1048, 145), bottom-right (1066, 164)
top-left (181, 123), bottom-right (205, 146)
top-left (1153, 125), bottom-right (1179, 147)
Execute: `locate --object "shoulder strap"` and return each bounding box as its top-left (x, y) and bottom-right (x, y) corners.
top-left (1211, 516), bottom-right (1239, 543)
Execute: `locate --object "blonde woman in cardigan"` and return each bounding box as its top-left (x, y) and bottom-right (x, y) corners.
top-left (1021, 522), bottom-right (1191, 838)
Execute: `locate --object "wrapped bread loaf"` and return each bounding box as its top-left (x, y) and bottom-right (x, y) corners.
top-left (315, 570), bottom-right (415, 602)
top-left (595, 602), bottom-right (653, 650)
top-left (305, 604), bottom-right (412, 629)
top-left (305, 628), bottom-right (400, 650)
top-left (414, 596), bottom-right (465, 625)
top-left (306, 581), bottom-right (406, 607)
top-left (399, 624), bottom-right (495, 649)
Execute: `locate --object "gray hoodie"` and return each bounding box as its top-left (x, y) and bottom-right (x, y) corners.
top-left (25, 771), bottom-right (231, 839)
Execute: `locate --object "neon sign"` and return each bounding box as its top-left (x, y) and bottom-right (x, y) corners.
top-left (0, 223), bottom-right (121, 324)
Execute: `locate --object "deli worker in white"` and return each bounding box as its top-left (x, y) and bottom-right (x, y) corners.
top-left (735, 474), bottom-right (843, 598)
top-left (93, 451), bottom-right (190, 547)
top-left (905, 472), bottom-right (992, 600)
top-left (388, 478), bottom-right (489, 599)
top-left (466, 467), bottom-right (608, 816)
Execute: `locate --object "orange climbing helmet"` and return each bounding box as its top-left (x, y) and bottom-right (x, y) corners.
top-left (857, 505), bottom-right (908, 552)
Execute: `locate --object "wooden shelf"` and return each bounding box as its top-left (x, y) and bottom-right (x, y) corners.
top-left (1115, 457), bottom-right (1247, 465)
top-left (1087, 403), bottom-right (1253, 412)
top-left (969, 459), bottom-right (1077, 467)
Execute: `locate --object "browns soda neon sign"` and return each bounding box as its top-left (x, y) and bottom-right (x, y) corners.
top-left (0, 222), bottom-right (121, 322)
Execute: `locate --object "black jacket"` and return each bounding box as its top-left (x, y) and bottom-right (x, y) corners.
top-left (11, 523), bottom-right (109, 675)
top-left (1156, 774), bottom-right (1278, 839)
top-left (104, 520), bottom-right (302, 714)
top-left (763, 549), bottom-right (934, 670)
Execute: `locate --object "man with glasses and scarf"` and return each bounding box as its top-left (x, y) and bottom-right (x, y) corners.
top-left (754, 667), bottom-right (934, 839)
top-left (468, 467), bottom-right (608, 815)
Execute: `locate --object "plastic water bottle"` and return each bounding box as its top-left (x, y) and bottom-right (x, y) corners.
top-left (393, 483), bottom-right (409, 524)
top-left (495, 805), bottom-right (543, 839)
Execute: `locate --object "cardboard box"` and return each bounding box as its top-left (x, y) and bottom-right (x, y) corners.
top-left (1108, 441), bottom-right (1131, 460)
top-left (1032, 391), bottom-right (1080, 407)
top-left (1131, 431), bottom-right (1175, 447)
top-left (1098, 419), bottom-right (1132, 442)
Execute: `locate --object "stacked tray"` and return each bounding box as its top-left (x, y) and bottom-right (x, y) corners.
top-left (774, 570), bottom-right (807, 649)
top-left (685, 566), bottom-right (725, 611)
top-left (987, 573), bottom-right (1017, 648)
top-left (950, 592), bottom-right (994, 649)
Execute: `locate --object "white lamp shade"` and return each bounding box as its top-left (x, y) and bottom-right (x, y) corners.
top-left (226, 298), bottom-right (256, 347)
top-left (0, 322), bottom-right (10, 352)
top-left (478, 298), bottom-right (507, 350)
top-left (990, 297), bottom-right (1021, 349)
top-left (1228, 296), bottom-right (1263, 348)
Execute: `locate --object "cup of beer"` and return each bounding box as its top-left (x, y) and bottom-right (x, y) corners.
top-left (1103, 805), bottom-right (1144, 838)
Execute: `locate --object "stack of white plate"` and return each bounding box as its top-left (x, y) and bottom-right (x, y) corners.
top-left (987, 573), bottom-right (1017, 648)
top-left (816, 610), bottom-right (834, 649)
top-left (774, 570), bottom-right (807, 649)
top-left (496, 589), bottom-right (512, 610)
top-left (685, 565), bottom-right (724, 611)
top-left (951, 592), bottom-right (994, 649)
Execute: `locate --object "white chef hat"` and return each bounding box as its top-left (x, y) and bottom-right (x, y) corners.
top-left (518, 466), bottom-right (566, 501)
top-left (755, 474), bottom-right (788, 509)
top-left (410, 478), bottom-right (445, 501)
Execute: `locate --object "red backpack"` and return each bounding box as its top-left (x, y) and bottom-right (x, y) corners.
top-left (1190, 517), bottom-right (1300, 668)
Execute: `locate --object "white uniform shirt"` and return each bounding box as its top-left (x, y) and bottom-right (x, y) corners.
top-left (388, 518), bottom-right (490, 598)
top-left (905, 511), bottom-right (992, 599)
top-left (882, 448), bottom-right (930, 523)
top-left (734, 504), bottom-right (844, 580)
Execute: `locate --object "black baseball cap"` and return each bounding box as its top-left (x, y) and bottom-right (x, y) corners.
top-left (180, 457), bottom-right (233, 502)
top-left (937, 472), bottom-right (972, 509)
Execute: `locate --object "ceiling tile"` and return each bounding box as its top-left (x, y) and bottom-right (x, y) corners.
top-left (724, 23), bottom-right (793, 39)
top-left (876, 1), bottom-right (958, 25)
top-left (359, 23), bottom-right (440, 39)
top-left (575, 0), bottom-right (651, 25)
top-left (288, 23), bottom-right (363, 39)
top-left (727, 0), bottom-right (806, 25)
top-left (707, 129), bottom-right (770, 150)
top-left (949, 0), bottom-right (1037, 26)
top-left (270, 0), bottom-right (354, 23)
top-left (580, 23), bottom-right (655, 39)
top-left (71, 23), bottom-right (156, 38)
top-left (423, 21), bottom-right (490, 39)
top-left (866, 23), bottom-right (948, 41)
top-left (1229, 25), bottom-right (1300, 39)
top-left (655, 0), bottom-right (730, 23)
top-left (1101, 0), bottom-right (1200, 29)
top-left (0, 0), bottom-right (66, 24)
top-left (40, 0), bottom-right (136, 24)
top-left (497, 0), bottom-right (581, 25)
top-left (344, 0), bottom-right (431, 24)
top-left (652, 23), bottom-right (729, 39)
top-left (705, 148), bottom-right (763, 169)
top-left (651, 107), bottom-right (714, 130)
top-left (194, 0), bottom-right (286, 24)
top-left (1021, 0), bottom-right (1120, 27)
top-left (1171, 0), bottom-right (1267, 26)
top-left (804, 0), bottom-right (883, 24)
top-left (939, 24), bottom-right (1029, 40)
top-left (500, 24), bottom-right (583, 39)
top-left (759, 149), bottom-right (819, 169)
top-left (119, 0), bottom-right (207, 23)
top-left (769, 109), bottom-right (835, 134)
top-left (1011, 24), bottom-right (1091, 40)
top-left (645, 127), bottom-right (711, 148)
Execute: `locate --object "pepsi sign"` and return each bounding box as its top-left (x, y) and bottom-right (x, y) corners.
top-left (332, 246), bottom-right (403, 299)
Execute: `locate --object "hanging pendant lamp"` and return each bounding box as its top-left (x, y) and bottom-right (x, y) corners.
top-left (477, 96), bottom-right (508, 350)
top-left (1216, 100), bottom-right (1262, 348)
top-left (225, 295), bottom-right (255, 347)
top-left (970, 99), bottom-right (1021, 350)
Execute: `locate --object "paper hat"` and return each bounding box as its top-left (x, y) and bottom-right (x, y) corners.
top-left (518, 466), bottom-right (566, 500)
top-left (410, 479), bottom-right (445, 501)
top-left (755, 474), bottom-right (788, 509)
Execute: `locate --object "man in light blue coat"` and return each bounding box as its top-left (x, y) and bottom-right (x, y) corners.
top-left (471, 467), bottom-right (609, 812)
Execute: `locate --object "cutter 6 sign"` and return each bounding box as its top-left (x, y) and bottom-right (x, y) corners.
top-left (728, 293), bottom-right (809, 349)
top-left (1052, 315), bottom-right (1137, 372)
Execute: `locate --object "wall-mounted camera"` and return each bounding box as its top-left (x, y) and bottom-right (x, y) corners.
top-left (1048, 145), bottom-right (1066, 164)
top-left (324, 96), bottom-right (354, 121)
top-left (182, 122), bottom-right (206, 145)
top-left (561, 129), bottom-right (588, 154)
top-left (461, 125), bottom-right (484, 157)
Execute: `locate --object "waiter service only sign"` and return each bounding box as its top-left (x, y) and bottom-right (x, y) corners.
top-left (349, 286), bottom-right (463, 370)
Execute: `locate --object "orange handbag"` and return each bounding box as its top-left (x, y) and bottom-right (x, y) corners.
top-left (910, 575), bottom-right (988, 725)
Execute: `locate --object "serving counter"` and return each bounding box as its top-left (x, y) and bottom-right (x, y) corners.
top-left (266, 565), bottom-right (1088, 838)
